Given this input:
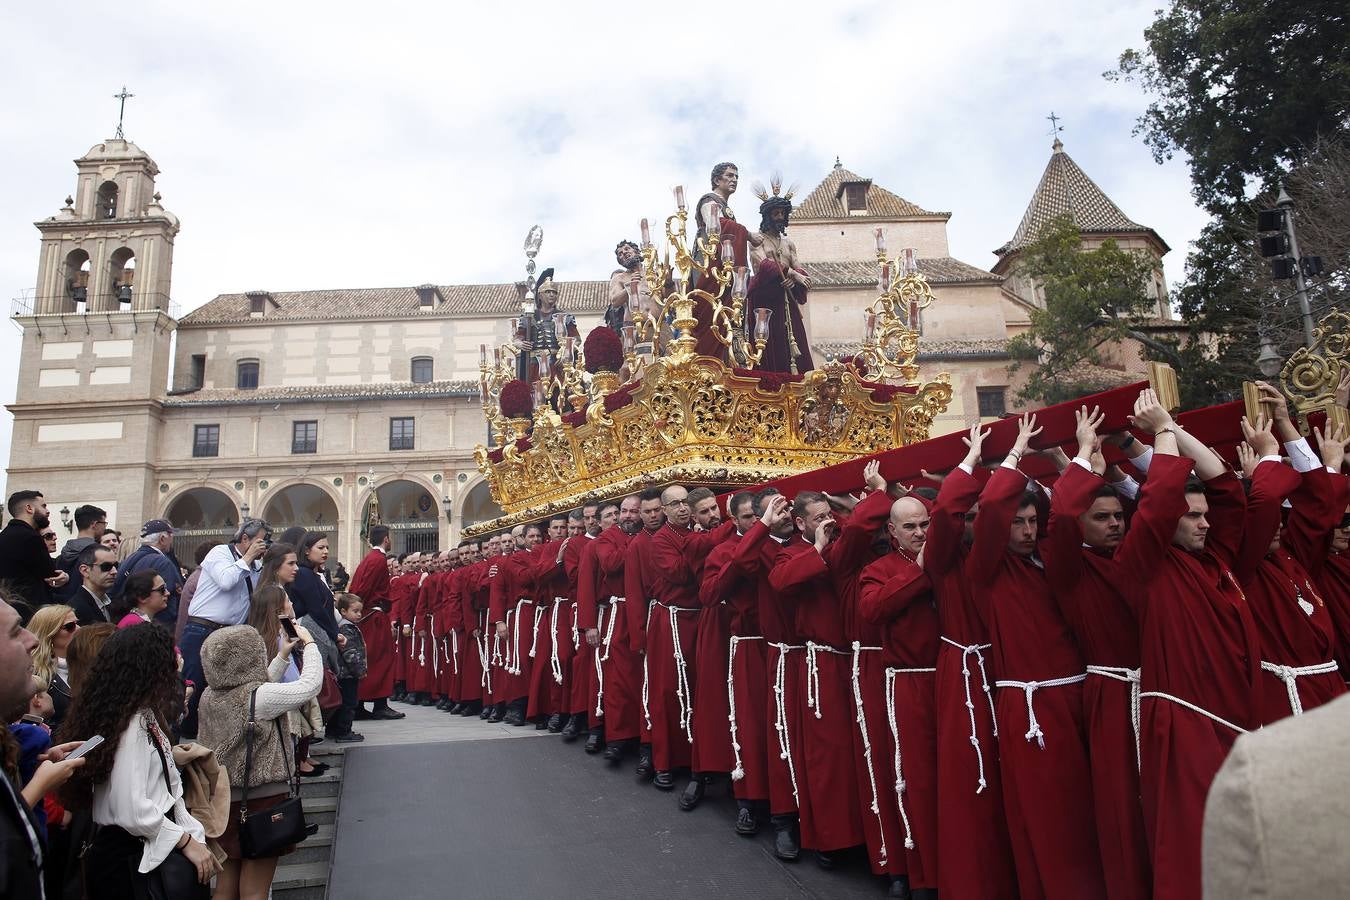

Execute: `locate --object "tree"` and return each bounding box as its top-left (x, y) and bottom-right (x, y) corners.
top-left (1108, 1), bottom-right (1350, 404)
top-left (1006, 216), bottom-right (1160, 404)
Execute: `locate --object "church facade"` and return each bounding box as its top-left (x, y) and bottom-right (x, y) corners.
top-left (6, 136), bottom-right (1169, 568)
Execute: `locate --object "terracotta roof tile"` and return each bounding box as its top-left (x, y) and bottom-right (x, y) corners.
top-left (162, 379), bottom-right (479, 406)
top-left (997, 141), bottom-right (1166, 256)
top-left (181, 281), bottom-right (610, 326)
top-left (809, 258), bottom-right (1001, 287)
top-left (793, 164), bottom-right (947, 220)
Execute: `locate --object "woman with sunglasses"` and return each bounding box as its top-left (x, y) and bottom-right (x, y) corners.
top-left (113, 570), bottom-right (171, 628)
top-left (29, 604), bottom-right (79, 730)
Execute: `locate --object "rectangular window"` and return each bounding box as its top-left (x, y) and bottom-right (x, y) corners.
top-left (192, 424), bottom-right (220, 458)
top-left (237, 360), bottom-right (259, 390)
top-left (977, 387), bottom-right (1007, 419)
top-left (292, 420), bottom-right (318, 454)
top-left (190, 354), bottom-right (206, 389)
top-left (411, 357), bottom-right (433, 384)
top-left (390, 417), bottom-right (415, 451)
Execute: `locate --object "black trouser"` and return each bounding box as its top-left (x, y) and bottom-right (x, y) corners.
top-left (331, 676), bottom-right (360, 735)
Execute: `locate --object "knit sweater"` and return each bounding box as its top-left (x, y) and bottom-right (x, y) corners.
top-left (197, 626), bottom-right (323, 801)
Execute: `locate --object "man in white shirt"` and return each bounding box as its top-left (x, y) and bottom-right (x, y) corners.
top-left (177, 518), bottom-right (270, 738)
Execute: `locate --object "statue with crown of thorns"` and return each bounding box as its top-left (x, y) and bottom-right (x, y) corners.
top-left (746, 176), bottom-right (814, 374)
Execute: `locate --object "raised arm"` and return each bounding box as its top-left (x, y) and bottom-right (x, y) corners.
top-left (1234, 417), bottom-right (1300, 584)
top-left (1283, 424), bottom-right (1350, 577)
top-left (924, 424), bottom-right (989, 576)
top-left (967, 414), bottom-right (1041, 586)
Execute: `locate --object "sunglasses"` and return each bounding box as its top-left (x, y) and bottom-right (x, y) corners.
top-left (60, 622), bottom-right (78, 633)
top-left (94, 561), bottom-right (118, 572)
top-left (150, 586), bottom-right (169, 596)
top-left (41, 532), bottom-right (57, 540)
top-left (1340, 514), bottom-right (1350, 529)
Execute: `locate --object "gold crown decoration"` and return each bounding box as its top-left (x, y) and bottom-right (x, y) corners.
top-left (468, 202), bottom-right (954, 534)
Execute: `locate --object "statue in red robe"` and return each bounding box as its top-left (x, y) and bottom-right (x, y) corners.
top-left (747, 193), bottom-right (813, 374)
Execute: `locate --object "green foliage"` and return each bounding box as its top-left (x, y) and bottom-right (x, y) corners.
top-left (1006, 216), bottom-right (1159, 404)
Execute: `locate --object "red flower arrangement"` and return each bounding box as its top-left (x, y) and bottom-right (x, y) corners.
top-left (499, 379), bottom-right (534, 418)
top-left (584, 326), bottom-right (624, 374)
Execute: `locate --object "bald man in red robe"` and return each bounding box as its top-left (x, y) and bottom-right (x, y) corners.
top-left (624, 489), bottom-right (665, 778)
top-left (1042, 408), bottom-right (1151, 900)
top-left (970, 414), bottom-right (1105, 900)
top-left (561, 508), bottom-right (598, 741)
top-left (1124, 389), bottom-right (1261, 900)
top-left (858, 495), bottom-right (941, 899)
top-left (768, 463), bottom-right (890, 866)
top-left (925, 427), bottom-right (1017, 900)
top-left (350, 525), bottom-right (404, 719)
top-left (578, 503), bottom-right (622, 753)
top-left (647, 486), bottom-right (735, 789)
top-left (1233, 402), bottom-right (1347, 723)
top-left (525, 517), bottom-right (568, 727)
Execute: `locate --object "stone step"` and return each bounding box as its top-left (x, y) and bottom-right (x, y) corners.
top-left (301, 794), bottom-right (338, 825)
top-left (287, 823), bottom-right (335, 866)
top-left (272, 860), bottom-right (329, 900)
top-left (297, 765), bottom-right (342, 797)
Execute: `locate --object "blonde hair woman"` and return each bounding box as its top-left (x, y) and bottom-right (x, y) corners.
top-left (29, 604), bottom-right (78, 729)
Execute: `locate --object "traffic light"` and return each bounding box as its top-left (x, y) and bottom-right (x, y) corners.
top-left (1256, 206), bottom-right (1321, 281)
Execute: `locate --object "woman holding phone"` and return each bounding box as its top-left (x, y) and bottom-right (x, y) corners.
top-left (58, 624), bottom-right (219, 898)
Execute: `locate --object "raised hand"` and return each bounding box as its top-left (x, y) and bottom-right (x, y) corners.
top-left (961, 423), bottom-right (991, 469)
top-left (1129, 387), bottom-right (1174, 434)
top-left (760, 494), bottom-right (791, 529)
top-left (1235, 442), bottom-right (1259, 480)
top-left (1075, 405), bottom-right (1105, 458)
top-left (919, 468), bottom-right (945, 485)
top-left (813, 516), bottom-right (837, 553)
top-left (1010, 413), bottom-right (1042, 456)
top-left (1240, 414), bottom-right (1280, 459)
top-left (1314, 422), bottom-right (1349, 471)
top-left (1335, 368), bottom-right (1350, 409)
top-left (862, 459), bottom-right (887, 493)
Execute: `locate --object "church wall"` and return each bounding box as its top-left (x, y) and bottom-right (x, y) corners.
top-left (791, 217), bottom-right (951, 263)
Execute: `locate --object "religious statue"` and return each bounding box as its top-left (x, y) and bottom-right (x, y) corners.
top-left (606, 240), bottom-right (644, 331)
top-left (513, 267), bottom-right (579, 404)
top-left (747, 180), bottom-right (813, 374)
top-left (691, 162), bottom-right (752, 361)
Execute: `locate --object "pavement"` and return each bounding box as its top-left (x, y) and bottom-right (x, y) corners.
top-left (330, 698), bottom-right (548, 747)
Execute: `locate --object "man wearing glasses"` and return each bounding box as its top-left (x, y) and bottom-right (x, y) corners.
top-left (69, 544), bottom-right (120, 625)
top-left (53, 504), bottom-right (107, 603)
top-left (0, 490), bottom-right (67, 621)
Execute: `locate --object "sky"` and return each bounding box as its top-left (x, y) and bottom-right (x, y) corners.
top-left (0, 0), bottom-right (1210, 497)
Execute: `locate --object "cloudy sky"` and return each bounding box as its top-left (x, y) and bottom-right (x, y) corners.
top-left (0, 1), bottom-right (1208, 496)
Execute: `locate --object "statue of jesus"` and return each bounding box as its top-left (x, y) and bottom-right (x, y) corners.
top-left (747, 191), bottom-right (813, 374)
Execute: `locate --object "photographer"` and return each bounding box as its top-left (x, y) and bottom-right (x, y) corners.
top-left (176, 519), bottom-right (271, 739)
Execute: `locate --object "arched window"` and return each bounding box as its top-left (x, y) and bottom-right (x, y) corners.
top-left (64, 250), bottom-right (91, 311)
top-left (237, 359), bottom-right (260, 390)
top-left (97, 181), bottom-right (119, 219)
top-left (108, 248), bottom-right (135, 307)
top-left (411, 356), bottom-right (433, 384)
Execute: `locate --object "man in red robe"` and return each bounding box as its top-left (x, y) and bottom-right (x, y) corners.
top-left (971, 413), bottom-right (1106, 899)
top-left (1125, 388), bottom-right (1261, 900)
top-left (455, 539), bottom-right (491, 717)
top-left (925, 426), bottom-right (1018, 900)
top-left (445, 540), bottom-right (481, 714)
top-left (525, 517), bottom-right (568, 728)
top-left (698, 492), bottom-right (792, 837)
top-left (858, 495), bottom-right (940, 900)
top-left (350, 525), bottom-right (405, 719)
top-left (624, 489), bottom-right (665, 778)
top-left (647, 486), bottom-right (735, 790)
top-left (1042, 407), bottom-right (1152, 900)
top-left (386, 555), bottom-right (414, 703)
top-left (768, 462), bottom-right (890, 867)
top-left (491, 524), bottom-right (543, 726)
top-left (684, 490), bottom-right (759, 810)
top-left (473, 534), bottom-right (505, 718)
top-left (1289, 424), bottom-right (1350, 673)
top-left (407, 556), bottom-right (436, 705)
top-left (591, 496), bottom-right (643, 763)
top-left (561, 508), bottom-right (597, 740)
top-left (1233, 399), bottom-right (1346, 723)
top-left (578, 502), bottom-right (623, 753)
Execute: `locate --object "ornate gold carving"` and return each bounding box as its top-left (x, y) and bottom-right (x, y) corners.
top-left (1281, 310), bottom-right (1349, 414)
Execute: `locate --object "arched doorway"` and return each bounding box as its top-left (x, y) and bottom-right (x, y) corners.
top-left (165, 487), bottom-right (239, 559)
top-left (459, 480), bottom-right (504, 531)
top-left (262, 483), bottom-right (340, 552)
top-left (370, 479), bottom-right (440, 556)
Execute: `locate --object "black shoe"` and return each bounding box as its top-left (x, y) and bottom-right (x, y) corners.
top-left (814, 851), bottom-right (836, 870)
top-left (911, 889), bottom-right (938, 900)
top-left (653, 770), bottom-right (675, 791)
top-left (547, 712), bottom-right (564, 733)
top-left (487, 703), bottom-right (506, 723)
top-left (354, 707), bottom-right (374, 721)
top-left (309, 736), bottom-right (324, 746)
top-left (372, 707), bottom-right (406, 720)
top-left (771, 816), bottom-right (800, 861)
top-left (390, 690), bottom-right (405, 703)
top-left (584, 730), bottom-right (604, 754)
top-left (634, 744), bottom-right (654, 781)
top-left (735, 806), bottom-right (759, 835)
top-left (479, 704), bottom-right (493, 719)
top-left (299, 767), bottom-right (325, 779)
top-left (435, 698), bottom-right (449, 710)
top-left (334, 732), bottom-right (365, 743)
top-left (534, 719), bottom-right (549, 730)
top-left (460, 702), bottom-right (482, 717)
top-left (306, 762), bottom-right (329, 774)
top-left (678, 776), bottom-right (706, 811)
top-left (504, 709), bottom-right (526, 727)
top-left (602, 740), bottom-right (628, 766)
top-left (887, 876), bottom-right (913, 900)
top-left (447, 702), bottom-right (463, 714)
top-left (561, 714), bottom-right (583, 741)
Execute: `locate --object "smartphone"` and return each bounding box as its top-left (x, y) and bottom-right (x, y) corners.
top-left (279, 617), bottom-right (300, 641)
top-left (66, 734), bottom-right (105, 761)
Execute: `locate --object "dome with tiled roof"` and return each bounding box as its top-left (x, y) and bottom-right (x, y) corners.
top-left (793, 160), bottom-right (948, 220)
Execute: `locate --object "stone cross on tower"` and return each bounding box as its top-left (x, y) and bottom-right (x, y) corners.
top-left (113, 85), bottom-right (134, 140)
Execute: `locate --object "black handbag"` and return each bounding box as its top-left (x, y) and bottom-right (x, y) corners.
top-left (238, 688), bottom-right (313, 859)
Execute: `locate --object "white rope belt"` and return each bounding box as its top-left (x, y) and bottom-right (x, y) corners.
top-left (769, 642), bottom-right (805, 805)
top-left (883, 665), bottom-right (934, 856)
top-left (477, 632), bottom-right (492, 692)
top-left (995, 674), bottom-right (1087, 749)
top-left (658, 602), bottom-right (700, 742)
top-left (549, 598), bottom-right (565, 685)
top-left (805, 641), bottom-right (849, 720)
top-left (593, 606), bottom-right (610, 717)
top-left (851, 643), bottom-right (889, 866)
top-left (641, 601), bottom-right (656, 731)
top-left (527, 605), bottom-right (544, 660)
top-left (504, 599), bottom-right (531, 676)
top-left (429, 625), bottom-right (438, 679)
top-left (449, 629), bottom-right (458, 675)
top-left (571, 602), bottom-right (580, 652)
top-left (417, 630), bottom-right (426, 668)
top-left (1139, 691), bottom-right (1248, 734)
top-left (1260, 659), bottom-right (1340, 717)
top-left (940, 636), bottom-right (998, 793)
top-left (727, 635), bottom-right (764, 782)
top-left (1086, 665), bottom-right (1142, 770)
